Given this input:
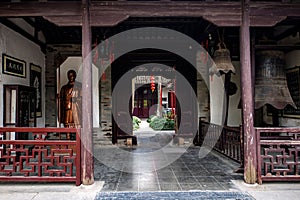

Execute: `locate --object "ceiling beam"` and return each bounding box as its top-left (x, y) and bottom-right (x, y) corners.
top-left (0, 2), bottom-right (81, 17)
top-left (0, 1), bottom-right (299, 27)
top-left (0, 18), bottom-right (46, 52)
top-left (274, 25), bottom-right (300, 41)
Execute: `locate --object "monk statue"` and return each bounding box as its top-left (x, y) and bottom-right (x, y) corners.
top-left (59, 69), bottom-right (82, 131)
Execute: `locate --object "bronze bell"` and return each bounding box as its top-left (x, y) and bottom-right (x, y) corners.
top-left (210, 43), bottom-right (235, 76)
top-left (255, 50), bottom-right (296, 110)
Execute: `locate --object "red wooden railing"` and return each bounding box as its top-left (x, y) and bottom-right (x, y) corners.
top-left (198, 120), bottom-right (243, 163)
top-left (256, 127), bottom-right (300, 184)
top-left (0, 128), bottom-right (81, 186)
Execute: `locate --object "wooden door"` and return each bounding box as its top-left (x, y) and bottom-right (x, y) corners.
top-left (133, 85), bottom-right (158, 118)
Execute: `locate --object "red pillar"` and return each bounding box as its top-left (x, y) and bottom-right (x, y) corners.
top-left (240, 0), bottom-right (257, 184)
top-left (81, 0), bottom-right (94, 185)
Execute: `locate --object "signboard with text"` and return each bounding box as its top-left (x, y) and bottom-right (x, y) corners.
top-left (2, 54), bottom-right (26, 78)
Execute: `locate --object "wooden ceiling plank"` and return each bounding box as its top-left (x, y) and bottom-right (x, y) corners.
top-left (250, 16), bottom-right (287, 27)
top-left (0, 2), bottom-right (81, 17)
top-left (90, 1), bottom-right (241, 17)
top-left (45, 14), bottom-right (130, 27)
top-left (0, 1), bottom-right (299, 27)
top-left (44, 16), bottom-right (82, 26)
top-left (250, 3), bottom-right (300, 17)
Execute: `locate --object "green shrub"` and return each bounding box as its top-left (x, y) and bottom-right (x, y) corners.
top-left (133, 116), bottom-right (141, 124)
top-left (149, 117), bottom-right (174, 130)
top-left (132, 116), bottom-right (141, 130)
top-left (163, 118), bottom-right (175, 130)
top-left (149, 117), bottom-right (165, 130)
top-left (147, 115), bottom-right (155, 123)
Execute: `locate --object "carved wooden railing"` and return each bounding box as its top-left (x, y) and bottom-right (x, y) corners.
top-left (256, 127), bottom-right (300, 184)
top-left (198, 120), bottom-right (243, 163)
top-left (0, 127), bottom-right (81, 186)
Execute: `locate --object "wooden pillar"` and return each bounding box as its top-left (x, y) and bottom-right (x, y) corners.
top-left (81, 0), bottom-right (94, 185)
top-left (240, 0), bottom-right (257, 184)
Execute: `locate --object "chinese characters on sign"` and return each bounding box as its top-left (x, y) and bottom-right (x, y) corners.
top-left (2, 54), bottom-right (26, 78)
top-left (30, 63), bottom-right (42, 117)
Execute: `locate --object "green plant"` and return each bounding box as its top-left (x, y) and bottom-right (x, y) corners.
top-left (132, 116), bottom-right (141, 131)
top-left (149, 117), bottom-right (174, 130)
top-left (163, 118), bottom-right (175, 130)
top-left (147, 115), bottom-right (155, 123)
top-left (163, 111), bottom-right (175, 120)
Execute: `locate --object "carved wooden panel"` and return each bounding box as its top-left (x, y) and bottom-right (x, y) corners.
top-left (257, 128), bottom-right (300, 183)
top-left (0, 128), bottom-right (80, 185)
top-left (261, 144), bottom-right (300, 177)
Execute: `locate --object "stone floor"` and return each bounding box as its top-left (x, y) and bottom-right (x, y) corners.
top-left (94, 146), bottom-right (243, 192)
top-left (95, 191), bottom-right (254, 200)
top-left (93, 119), bottom-right (248, 199)
top-left (93, 120), bottom-right (243, 191)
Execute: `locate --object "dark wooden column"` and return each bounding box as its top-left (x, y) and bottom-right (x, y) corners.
top-left (240, 0), bottom-right (257, 184)
top-left (81, 0), bottom-right (94, 185)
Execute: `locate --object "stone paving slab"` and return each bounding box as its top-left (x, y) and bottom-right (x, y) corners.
top-left (94, 146), bottom-right (243, 192)
top-left (95, 191), bottom-right (255, 200)
top-left (232, 180), bottom-right (300, 200)
top-left (0, 181), bottom-right (104, 200)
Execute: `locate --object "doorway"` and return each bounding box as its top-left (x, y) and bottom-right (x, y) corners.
top-left (133, 85), bottom-right (158, 119)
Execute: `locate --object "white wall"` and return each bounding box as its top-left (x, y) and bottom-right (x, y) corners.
top-left (0, 24), bottom-right (45, 127)
top-left (209, 74), bottom-right (225, 125)
top-left (209, 61), bottom-right (241, 126)
top-left (228, 61), bottom-right (242, 126)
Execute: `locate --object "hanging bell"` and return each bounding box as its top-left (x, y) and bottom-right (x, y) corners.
top-left (255, 50), bottom-right (296, 110)
top-left (210, 43), bottom-right (236, 76)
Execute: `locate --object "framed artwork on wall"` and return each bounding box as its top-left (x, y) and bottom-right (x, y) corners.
top-left (30, 63), bottom-right (42, 118)
top-left (2, 54), bottom-right (26, 78)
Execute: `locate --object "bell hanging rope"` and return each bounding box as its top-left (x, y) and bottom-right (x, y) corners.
top-left (254, 50), bottom-right (296, 110)
top-left (210, 42), bottom-right (236, 76)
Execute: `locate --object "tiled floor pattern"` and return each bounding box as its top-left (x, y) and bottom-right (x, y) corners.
top-left (95, 191), bottom-right (255, 200)
top-left (94, 145), bottom-right (243, 192)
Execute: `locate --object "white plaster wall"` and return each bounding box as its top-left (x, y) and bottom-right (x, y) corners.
top-left (209, 61), bottom-right (241, 126)
top-left (8, 18), bottom-right (34, 37)
top-left (59, 57), bottom-right (100, 128)
top-left (209, 74), bottom-right (225, 125)
top-left (0, 24), bottom-right (45, 127)
top-left (228, 61), bottom-right (242, 126)
top-left (162, 87), bottom-right (169, 107)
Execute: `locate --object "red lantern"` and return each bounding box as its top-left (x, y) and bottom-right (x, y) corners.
top-left (150, 75), bottom-right (155, 92)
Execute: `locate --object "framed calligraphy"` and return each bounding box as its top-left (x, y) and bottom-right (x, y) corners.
top-left (30, 63), bottom-right (42, 118)
top-left (2, 54), bottom-right (26, 78)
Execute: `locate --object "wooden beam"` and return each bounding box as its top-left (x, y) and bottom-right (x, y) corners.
top-left (23, 17), bottom-right (39, 40)
top-left (274, 25), bottom-right (300, 41)
top-left (255, 44), bottom-right (300, 52)
top-left (45, 14), bottom-right (129, 27)
top-left (83, 1), bottom-right (241, 27)
top-left (0, 18), bottom-right (46, 52)
top-left (0, 2), bottom-right (81, 17)
top-left (250, 2), bottom-right (300, 17)
top-left (81, 0), bottom-right (94, 186)
top-left (240, 0), bottom-right (257, 184)
top-left (0, 1), bottom-right (299, 27)
top-left (250, 15), bottom-right (287, 27)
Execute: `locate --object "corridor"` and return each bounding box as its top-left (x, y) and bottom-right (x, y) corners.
top-left (94, 119), bottom-right (244, 192)
top-left (94, 146), bottom-right (243, 192)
